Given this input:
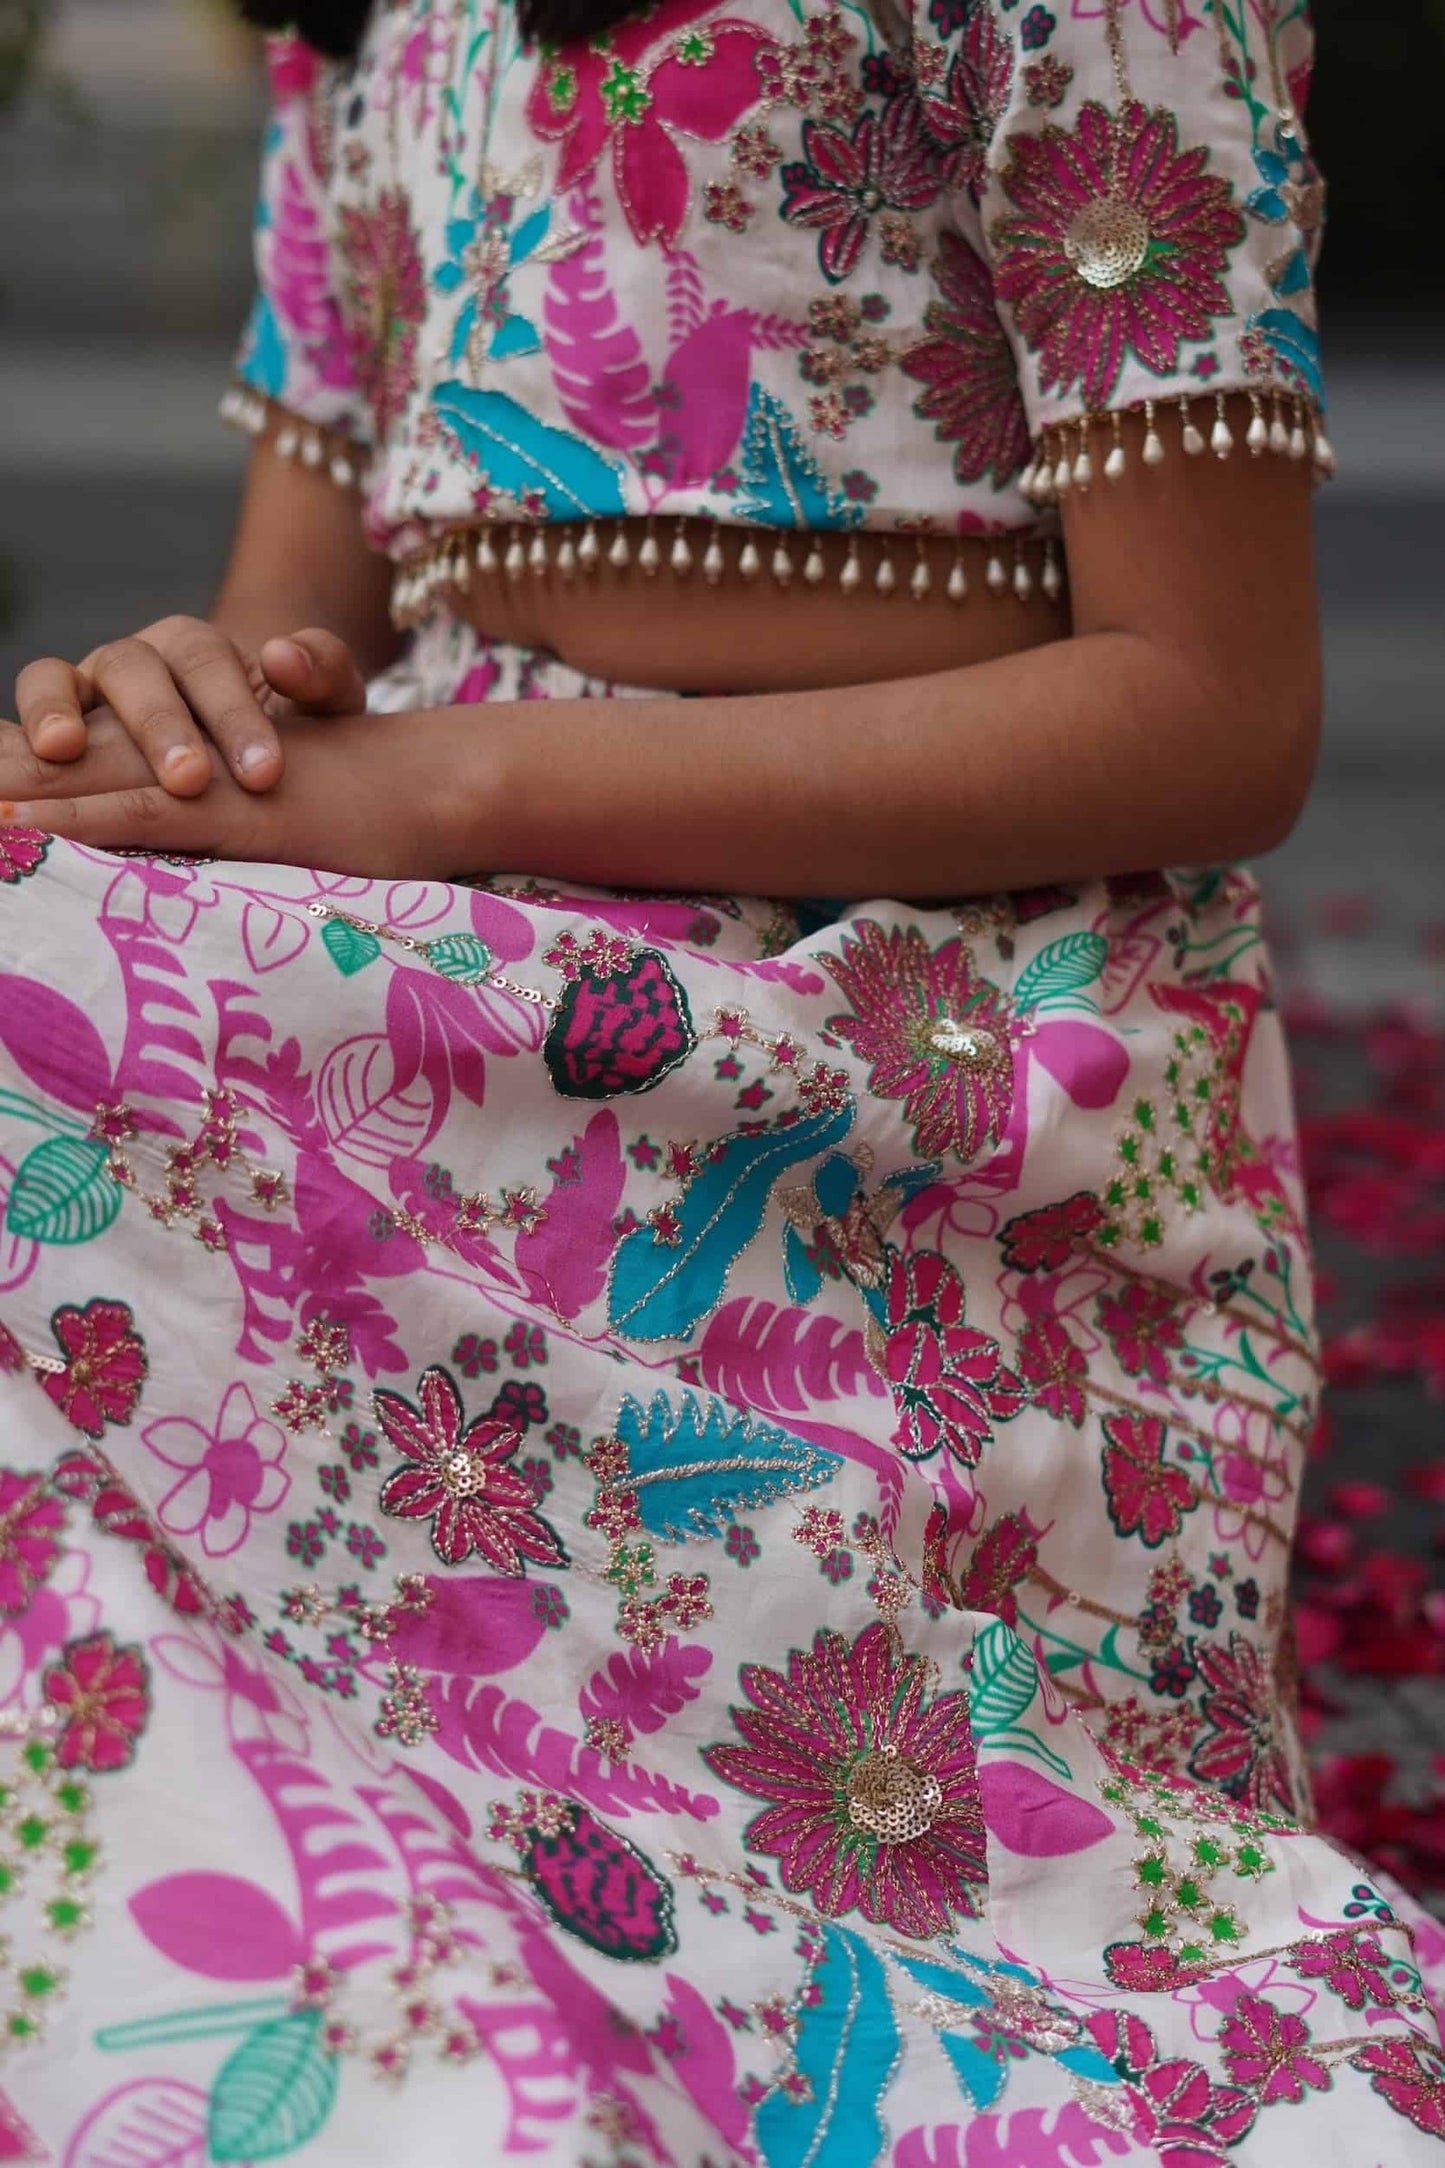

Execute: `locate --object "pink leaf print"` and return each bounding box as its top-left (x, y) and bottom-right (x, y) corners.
top-left (661, 1976), bottom-right (751, 2150)
top-left (660, 307), bottom-right (755, 488)
top-left (62, 2079), bottom-right (209, 2168)
top-left (429, 1676), bottom-right (720, 1823)
top-left (894, 2103), bottom-right (1135, 2167)
top-left (514, 1109), bottom-right (627, 1319)
top-left (578, 1636), bottom-right (713, 1735)
top-left (128, 1872), bottom-right (303, 1981)
top-left (976, 1761), bottom-right (1112, 1857)
top-left (544, 186), bottom-right (657, 454)
top-left (697, 1297), bottom-right (887, 1417)
top-left (388, 1575), bottom-right (550, 1677)
top-left (0, 975), bottom-right (113, 1113)
top-left (261, 157), bottom-right (353, 393)
top-left (1028, 1019), bottom-right (1129, 1111)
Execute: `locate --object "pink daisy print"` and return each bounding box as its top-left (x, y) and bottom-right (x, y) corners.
top-left (44, 1630), bottom-right (150, 1773)
top-left (375, 1365), bottom-right (568, 1575)
top-left (703, 1619), bottom-right (984, 1937)
top-left (142, 1384), bottom-right (291, 1560)
top-left (825, 920), bottom-right (1014, 1164)
top-left (905, 230), bottom-right (1031, 487)
top-left (42, 1300), bottom-right (147, 1441)
top-left (990, 98), bottom-right (1245, 408)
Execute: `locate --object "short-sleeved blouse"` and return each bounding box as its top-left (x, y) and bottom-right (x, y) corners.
top-left (227, 0), bottom-right (1326, 571)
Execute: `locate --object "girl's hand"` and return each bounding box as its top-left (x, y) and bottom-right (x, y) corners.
top-left (10, 620), bottom-right (368, 799)
top-left (0, 701), bottom-right (473, 882)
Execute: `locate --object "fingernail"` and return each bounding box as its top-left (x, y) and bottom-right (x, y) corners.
top-left (163, 747), bottom-right (199, 779)
top-left (271, 639), bottom-right (307, 673)
top-left (34, 713), bottom-right (74, 748)
top-left (239, 744), bottom-right (276, 776)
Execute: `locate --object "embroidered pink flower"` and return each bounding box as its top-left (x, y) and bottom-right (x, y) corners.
top-left (375, 1365), bottom-right (568, 1575)
top-left (1218, 1992), bottom-right (1329, 2105)
top-left (44, 1630), bottom-right (150, 1772)
top-left (955, 1510), bottom-right (1039, 1626)
top-left (1000, 1190), bottom-right (1104, 1272)
top-left (525, 1), bottom-right (776, 250)
top-left (904, 230), bottom-right (1030, 487)
top-left (1016, 1309), bottom-right (1088, 1425)
top-left (1088, 2007), bottom-right (1256, 2165)
top-left (337, 187), bottom-right (426, 435)
top-left (0, 1470), bottom-right (65, 1616)
top-left (1355, 2038), bottom-right (1445, 2138)
top-left (41, 1300), bottom-right (147, 1441)
top-left (703, 1619), bottom-right (984, 1937)
top-left (781, 94), bottom-right (945, 283)
top-left (991, 99), bottom-right (1246, 408)
top-left (1097, 1279), bottom-right (1185, 1384)
top-left (1188, 1632), bottom-right (1294, 1813)
top-left (825, 921), bottom-right (1014, 1164)
top-left (1291, 1928), bottom-right (1394, 2012)
top-left (886, 1249), bottom-right (1026, 1467)
top-left (916, 6), bottom-right (1013, 199)
top-left (142, 1384), bottom-right (291, 1560)
top-left (0, 827), bottom-right (48, 883)
top-left (1100, 1410), bottom-right (1195, 1547)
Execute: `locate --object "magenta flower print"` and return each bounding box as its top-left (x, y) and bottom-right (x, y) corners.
top-left (42, 1300), bottom-right (147, 1441)
top-left (1218, 1993), bottom-right (1330, 2106)
top-left (1097, 1279), bottom-right (1184, 1384)
top-left (1100, 1411), bottom-right (1194, 1547)
top-left (1291, 1928), bottom-right (1394, 2012)
top-left (525, 0), bottom-right (776, 250)
top-left (0, 1471), bottom-right (64, 1617)
top-left (142, 1384), bottom-right (290, 1560)
top-left (0, 826), bottom-right (48, 884)
top-left (338, 187), bottom-right (427, 436)
top-left (44, 1630), bottom-right (150, 1773)
top-left (703, 1620), bottom-right (984, 1937)
top-left (1188, 1631), bottom-right (1293, 1812)
top-left (1356, 2039), bottom-right (1445, 2138)
top-left (781, 94), bottom-right (945, 284)
top-left (825, 921), bottom-right (1014, 1164)
top-left (1016, 1309), bottom-right (1087, 1425)
top-left (990, 99), bottom-right (1246, 408)
top-left (904, 230), bottom-right (1030, 487)
top-left (916, 4), bottom-right (1013, 200)
top-left (375, 1365), bottom-right (568, 1575)
top-left (885, 1249), bottom-right (1026, 1468)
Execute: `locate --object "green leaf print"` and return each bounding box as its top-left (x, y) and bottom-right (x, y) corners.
top-left (968, 1620), bottom-right (1040, 1742)
top-left (208, 2009), bottom-right (338, 2163)
top-left (5, 1136), bottom-right (121, 1245)
top-left (321, 918), bottom-right (381, 977)
top-left (422, 933), bottom-right (493, 985)
top-left (1012, 932), bottom-right (1109, 1010)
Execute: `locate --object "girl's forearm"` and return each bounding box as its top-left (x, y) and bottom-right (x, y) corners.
top-left (436, 629), bottom-right (1318, 898)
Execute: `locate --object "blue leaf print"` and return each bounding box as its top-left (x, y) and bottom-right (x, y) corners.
top-left (1273, 250), bottom-right (1311, 298)
top-left (783, 1222), bottom-right (824, 1306)
top-left (509, 204), bottom-right (551, 263)
top-left (939, 2033), bottom-right (1008, 2110)
top-left (813, 1152), bottom-right (857, 1219)
top-left (450, 296), bottom-right (478, 365)
top-left (756, 1926), bottom-right (899, 2168)
top-left (614, 1389), bottom-right (840, 1542)
top-left (490, 315), bottom-right (543, 361)
top-left (1244, 310), bottom-right (1323, 405)
top-left (608, 1102), bottom-right (854, 1342)
top-left (1058, 2043), bottom-right (1124, 2085)
top-left (734, 385), bottom-right (861, 533)
top-left (433, 382), bottom-right (627, 518)
top-left (239, 295), bottom-right (287, 402)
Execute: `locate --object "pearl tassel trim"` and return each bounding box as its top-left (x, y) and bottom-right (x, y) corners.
top-left (1019, 389), bottom-right (1336, 505)
top-left (385, 520), bottom-right (1064, 630)
top-left (219, 383), bottom-right (370, 492)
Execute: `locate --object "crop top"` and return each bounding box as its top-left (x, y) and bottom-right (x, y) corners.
top-left (224, 0), bottom-right (1327, 616)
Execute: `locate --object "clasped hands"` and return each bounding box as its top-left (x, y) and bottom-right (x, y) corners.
top-left (1, 616), bottom-right (468, 878)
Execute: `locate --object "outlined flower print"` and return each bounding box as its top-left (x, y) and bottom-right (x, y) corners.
top-left (1100, 1410), bottom-right (1194, 1546)
top-left (915, 3), bottom-right (1013, 200)
top-left (44, 1630), bottom-right (150, 1772)
top-left (141, 1384), bottom-right (291, 1560)
top-left (1016, 1307), bottom-right (1088, 1425)
top-left (954, 1510), bottom-right (1039, 1626)
top-left (1291, 1929), bottom-right (1394, 2012)
top-left (1096, 1278), bottom-right (1185, 1384)
top-left (0, 826), bottom-right (48, 883)
top-left (1217, 1993), bottom-right (1330, 2105)
top-left (780, 94), bottom-right (945, 284)
top-left (904, 230), bottom-right (1031, 487)
top-left (703, 1619), bottom-right (984, 1937)
top-left (41, 1300), bottom-right (147, 1441)
top-left (1000, 1190), bottom-right (1103, 1272)
top-left (1354, 2038), bottom-right (1445, 2138)
top-left (0, 1469), bottom-right (65, 1615)
top-left (825, 921), bottom-right (1014, 1164)
top-left (1087, 2007), bottom-right (1256, 2162)
top-left (525, 0), bottom-right (776, 250)
top-left (337, 186), bottom-right (427, 436)
top-left (375, 1365), bottom-right (568, 1574)
top-left (990, 99), bottom-right (1246, 408)
top-left (885, 1249), bottom-right (1026, 1467)
top-left (1188, 1631), bottom-right (1293, 1812)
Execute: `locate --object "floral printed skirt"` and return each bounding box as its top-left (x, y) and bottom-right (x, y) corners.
top-left (2, 624), bottom-right (1444, 2165)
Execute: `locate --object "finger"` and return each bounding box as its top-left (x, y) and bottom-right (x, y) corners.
top-left (260, 628), bottom-right (368, 718)
top-left (0, 710), bottom-right (155, 801)
top-left (0, 784), bottom-right (220, 853)
top-left (78, 638), bottom-right (214, 797)
top-left (138, 618), bottom-right (284, 791)
top-left (15, 657), bottom-right (90, 762)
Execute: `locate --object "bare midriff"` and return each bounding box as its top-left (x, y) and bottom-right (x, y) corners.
top-left (432, 518), bottom-right (1071, 693)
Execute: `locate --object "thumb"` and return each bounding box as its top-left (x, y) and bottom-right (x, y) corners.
top-left (260, 629), bottom-right (368, 717)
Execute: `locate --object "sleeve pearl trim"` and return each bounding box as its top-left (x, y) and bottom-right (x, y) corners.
top-left (219, 381), bottom-right (372, 495)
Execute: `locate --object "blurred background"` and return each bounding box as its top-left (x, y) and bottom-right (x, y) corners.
top-left (1, 0), bottom-right (1443, 1897)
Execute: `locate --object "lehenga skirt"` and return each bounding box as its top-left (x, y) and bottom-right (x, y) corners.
top-left (2, 624), bottom-right (1443, 2165)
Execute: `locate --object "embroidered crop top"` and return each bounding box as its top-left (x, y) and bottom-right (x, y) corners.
top-left (227, 0), bottom-right (1327, 589)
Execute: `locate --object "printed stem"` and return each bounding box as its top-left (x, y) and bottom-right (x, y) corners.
top-left (95, 1994), bottom-right (293, 2053)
